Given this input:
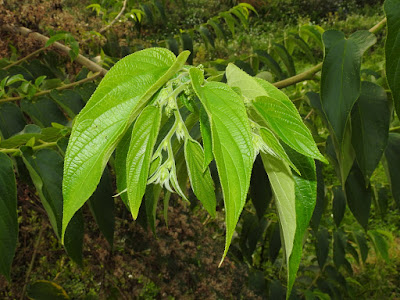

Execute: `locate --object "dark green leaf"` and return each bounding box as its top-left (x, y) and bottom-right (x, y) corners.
top-left (27, 280), bottom-right (70, 300)
top-left (315, 227), bottom-right (329, 269)
top-left (181, 32), bottom-right (193, 65)
top-left (0, 103), bottom-right (27, 139)
top-left (145, 184), bottom-right (162, 235)
top-left (333, 229), bottom-right (346, 268)
top-left (311, 161), bottom-right (326, 231)
top-left (332, 186), bottom-right (346, 227)
top-left (88, 167), bottom-right (115, 247)
top-left (198, 26), bottom-right (215, 48)
top-left (345, 163), bottom-right (371, 230)
top-left (21, 96), bottom-right (68, 127)
top-left (167, 38), bottom-right (179, 56)
top-left (269, 222), bottom-right (281, 263)
top-left (273, 43), bottom-right (296, 76)
top-left (50, 90), bottom-right (85, 119)
top-left (0, 153), bottom-right (17, 281)
top-left (351, 81), bottom-right (389, 182)
top-left (384, 0), bottom-right (400, 118)
top-left (250, 155), bottom-right (272, 219)
top-left (287, 33), bottom-right (317, 64)
top-left (384, 133), bottom-right (400, 207)
top-left (254, 50), bottom-right (284, 80)
top-left (321, 30), bottom-right (376, 145)
top-left (368, 230), bottom-right (390, 263)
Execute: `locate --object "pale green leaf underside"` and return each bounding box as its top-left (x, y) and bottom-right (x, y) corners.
top-left (261, 152), bottom-right (296, 267)
top-left (62, 48), bottom-right (189, 241)
top-left (225, 64), bottom-right (326, 163)
top-left (189, 67), bottom-right (253, 263)
top-left (127, 105), bottom-right (161, 219)
top-left (184, 139), bottom-right (216, 217)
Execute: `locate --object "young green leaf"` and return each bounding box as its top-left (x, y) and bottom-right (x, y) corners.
top-left (385, 0), bottom-right (400, 118)
top-left (0, 153), bottom-right (17, 281)
top-left (126, 105), bottom-right (161, 219)
top-left (226, 63), bottom-right (326, 163)
top-left (62, 49), bottom-right (189, 242)
top-left (189, 67), bottom-right (253, 263)
top-left (285, 149), bottom-right (317, 297)
top-left (184, 139), bottom-right (216, 217)
top-left (261, 152), bottom-right (296, 271)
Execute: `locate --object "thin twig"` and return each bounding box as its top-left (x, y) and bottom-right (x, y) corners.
top-left (20, 220), bottom-right (46, 300)
top-left (1, 25), bottom-right (108, 76)
top-left (273, 17), bottom-right (387, 89)
top-left (304, 109), bottom-right (314, 120)
top-left (0, 72), bottom-right (101, 103)
top-left (0, 142), bottom-right (58, 154)
top-left (3, 46), bottom-right (48, 70)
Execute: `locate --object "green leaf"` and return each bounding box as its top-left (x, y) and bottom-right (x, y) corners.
top-left (189, 67), bottom-right (253, 263)
top-left (126, 105), bottom-right (161, 219)
top-left (207, 18), bottom-right (226, 42)
top-left (332, 186), bottom-right (346, 227)
top-left (310, 161), bottom-right (325, 232)
top-left (21, 148), bottom-right (83, 265)
top-left (21, 96), bottom-right (68, 127)
top-left (198, 25), bottom-right (215, 49)
top-left (333, 229), bottom-right (346, 268)
top-left (199, 106), bottom-right (213, 170)
top-left (167, 38), bottom-right (179, 56)
top-left (220, 11), bottom-right (237, 36)
top-left (62, 48), bottom-right (189, 241)
top-left (259, 127), bottom-right (299, 174)
top-left (273, 43), bottom-right (296, 76)
top-left (145, 184), bottom-right (162, 235)
top-left (345, 163), bottom-right (371, 230)
top-left (181, 32), bottom-right (194, 65)
top-left (184, 139), bottom-right (216, 217)
top-left (0, 153), bottom-right (17, 281)
top-left (27, 280), bottom-right (70, 300)
top-left (353, 230), bottom-right (369, 263)
top-left (0, 103), bottom-right (27, 139)
top-left (321, 30), bottom-right (376, 145)
top-left (261, 152), bottom-right (296, 271)
top-left (88, 167), bottom-right (115, 247)
top-left (368, 230), bottom-right (390, 263)
top-left (384, 133), bottom-right (400, 207)
top-left (225, 63), bottom-right (326, 162)
top-left (285, 148), bottom-right (317, 296)
top-left (315, 227), bottom-right (329, 269)
top-left (250, 156), bottom-right (272, 219)
top-left (287, 33), bottom-right (317, 64)
top-left (50, 90), bottom-right (85, 119)
top-left (385, 0), bottom-right (400, 118)
top-left (299, 24), bottom-right (324, 48)
top-left (351, 81), bottom-right (390, 182)
top-left (254, 50), bottom-right (284, 80)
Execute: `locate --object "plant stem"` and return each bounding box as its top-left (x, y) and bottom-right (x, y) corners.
top-left (3, 47), bottom-right (47, 70)
top-left (390, 126), bottom-right (400, 132)
top-left (0, 72), bottom-right (101, 103)
top-left (0, 142), bottom-right (58, 154)
top-left (20, 220), bottom-right (46, 300)
top-left (273, 17), bottom-right (387, 89)
top-left (1, 25), bottom-right (108, 76)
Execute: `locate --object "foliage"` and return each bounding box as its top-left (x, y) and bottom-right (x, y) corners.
top-left (0, 0), bottom-right (400, 299)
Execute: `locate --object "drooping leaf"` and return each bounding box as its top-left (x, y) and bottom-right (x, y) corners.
top-left (225, 63), bottom-right (326, 163)
top-left (254, 50), bottom-right (284, 80)
top-left (198, 26), bottom-right (215, 49)
top-left (88, 167), bottom-right (115, 247)
top-left (207, 18), bottom-right (226, 42)
top-left (21, 96), bottom-right (68, 127)
top-left (351, 81), bottom-right (390, 182)
top-left (261, 152), bottom-right (296, 270)
top-left (368, 230), bottom-right (390, 263)
top-left (321, 30), bottom-right (376, 145)
top-left (50, 90), bottom-right (85, 119)
top-left (384, 133), bottom-right (400, 207)
top-left (167, 38), bottom-right (179, 56)
top-left (220, 11), bottom-right (237, 36)
top-left (315, 227), bottom-right (329, 269)
top-left (273, 43), bottom-right (296, 76)
top-left (332, 186), bottom-right (346, 227)
top-left (333, 229), bottom-right (346, 268)
top-left (239, 213), bottom-right (268, 263)
top-left (184, 139), bottom-right (216, 217)
top-left (27, 280), bottom-right (70, 300)
top-left (300, 24), bottom-right (324, 48)
top-left (384, 0), bottom-right (400, 118)
top-left (287, 33), bottom-right (317, 64)
top-left (250, 155), bottom-right (272, 219)
top-left (0, 103), bottom-right (27, 139)
top-left (145, 184), bottom-right (162, 235)
top-left (353, 230), bottom-right (369, 263)
top-left (181, 32), bottom-right (193, 64)
top-left (0, 153), bottom-right (17, 281)
top-left (345, 162), bottom-right (371, 230)
top-left (285, 148), bottom-right (317, 296)
top-left (21, 148), bottom-right (83, 265)
top-left (190, 67), bottom-right (253, 263)
top-left (62, 49), bottom-right (189, 241)
top-left (126, 105), bottom-right (161, 219)
top-left (311, 161), bottom-right (326, 232)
